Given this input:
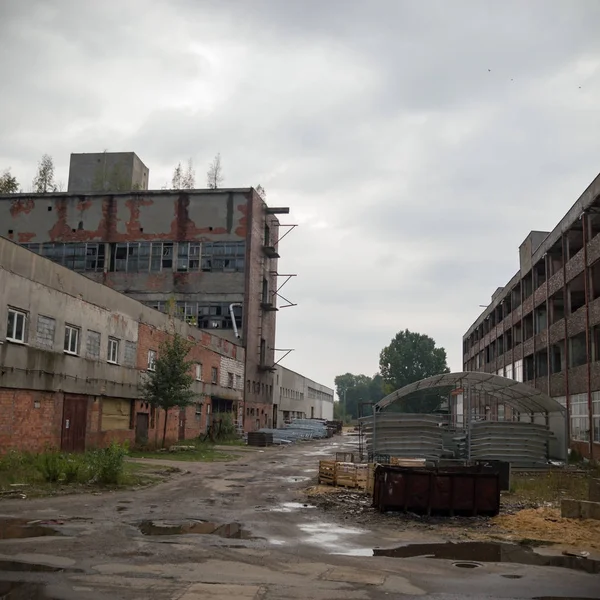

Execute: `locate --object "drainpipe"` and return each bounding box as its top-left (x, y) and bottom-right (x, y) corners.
top-left (562, 233), bottom-right (570, 453)
top-left (581, 212), bottom-right (594, 459)
top-left (229, 303), bottom-right (242, 339)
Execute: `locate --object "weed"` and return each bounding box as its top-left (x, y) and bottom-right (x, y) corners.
top-left (88, 442), bottom-right (128, 485)
top-left (38, 451), bottom-right (63, 483)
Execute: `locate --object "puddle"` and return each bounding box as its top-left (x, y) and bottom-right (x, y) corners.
top-left (0, 519), bottom-right (61, 540)
top-left (334, 548), bottom-right (374, 557)
top-left (277, 476), bottom-right (311, 484)
top-left (0, 581), bottom-right (56, 599)
top-left (139, 520), bottom-right (253, 539)
top-left (0, 560), bottom-right (82, 574)
top-left (374, 542), bottom-right (600, 574)
top-left (298, 522), bottom-right (365, 553)
top-left (270, 502), bottom-right (316, 513)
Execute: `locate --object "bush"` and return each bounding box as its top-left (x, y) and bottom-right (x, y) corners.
top-left (213, 412), bottom-right (237, 442)
top-left (87, 442), bottom-right (128, 485)
top-left (63, 456), bottom-right (82, 483)
top-left (38, 451), bottom-right (63, 483)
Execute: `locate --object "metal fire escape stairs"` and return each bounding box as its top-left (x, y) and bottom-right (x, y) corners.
top-left (258, 213), bottom-right (297, 372)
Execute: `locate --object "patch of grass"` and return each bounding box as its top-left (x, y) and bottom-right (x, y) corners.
top-left (0, 443), bottom-right (161, 497)
top-left (130, 438), bottom-right (236, 462)
top-left (507, 470), bottom-right (590, 504)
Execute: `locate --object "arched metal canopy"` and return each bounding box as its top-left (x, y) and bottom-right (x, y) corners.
top-left (376, 371), bottom-right (566, 415)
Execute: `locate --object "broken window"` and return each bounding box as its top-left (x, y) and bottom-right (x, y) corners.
top-left (176, 242), bottom-right (201, 272)
top-left (569, 332), bottom-right (587, 368)
top-left (150, 242), bottom-right (173, 272)
top-left (567, 273), bottom-right (586, 314)
top-left (31, 242), bottom-right (105, 272)
top-left (566, 227), bottom-right (584, 261)
top-left (523, 313), bottom-right (534, 341)
top-left (534, 302), bottom-right (547, 334)
top-left (549, 290), bottom-right (565, 324)
top-left (550, 343), bottom-right (564, 374)
top-left (523, 272), bottom-right (533, 300)
top-left (533, 259), bottom-right (546, 290)
top-left (201, 242), bottom-right (245, 272)
top-left (535, 350), bottom-right (548, 378)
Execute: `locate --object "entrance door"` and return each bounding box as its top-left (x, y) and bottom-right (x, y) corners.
top-left (61, 395), bottom-right (88, 452)
top-left (178, 408), bottom-right (186, 441)
top-left (135, 413), bottom-right (149, 446)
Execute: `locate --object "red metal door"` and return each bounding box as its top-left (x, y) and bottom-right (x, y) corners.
top-left (61, 395), bottom-right (88, 452)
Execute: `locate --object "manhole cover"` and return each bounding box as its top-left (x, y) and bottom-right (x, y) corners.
top-left (453, 561), bottom-right (482, 569)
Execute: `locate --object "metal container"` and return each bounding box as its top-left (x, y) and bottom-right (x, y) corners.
top-left (372, 464), bottom-right (500, 516)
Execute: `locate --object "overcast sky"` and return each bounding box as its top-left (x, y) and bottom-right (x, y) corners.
top-left (2, 0), bottom-right (600, 394)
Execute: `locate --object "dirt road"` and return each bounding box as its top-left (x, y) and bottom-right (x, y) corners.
top-left (0, 435), bottom-right (598, 599)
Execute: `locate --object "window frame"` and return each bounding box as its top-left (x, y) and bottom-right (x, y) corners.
top-left (64, 324), bottom-right (80, 355)
top-left (6, 308), bottom-right (27, 343)
top-left (211, 366), bottom-right (218, 384)
top-left (107, 337), bottom-right (120, 364)
top-left (195, 362), bottom-right (203, 381)
top-left (147, 349), bottom-right (157, 372)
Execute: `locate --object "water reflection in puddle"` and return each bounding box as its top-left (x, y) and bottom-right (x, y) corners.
top-left (298, 522), bottom-right (365, 553)
top-left (0, 518), bottom-right (61, 540)
top-left (270, 503), bottom-right (316, 513)
top-left (139, 520), bottom-right (253, 539)
top-left (375, 542), bottom-right (600, 574)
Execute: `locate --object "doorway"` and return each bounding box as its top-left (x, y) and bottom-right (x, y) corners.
top-left (135, 413), bottom-right (149, 446)
top-left (61, 395), bottom-right (88, 452)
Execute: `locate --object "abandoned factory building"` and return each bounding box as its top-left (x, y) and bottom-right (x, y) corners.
top-left (463, 170), bottom-right (600, 460)
top-left (0, 152), bottom-right (293, 431)
top-left (0, 235), bottom-right (244, 453)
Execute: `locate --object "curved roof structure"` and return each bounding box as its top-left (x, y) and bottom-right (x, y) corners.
top-left (376, 371), bottom-right (566, 415)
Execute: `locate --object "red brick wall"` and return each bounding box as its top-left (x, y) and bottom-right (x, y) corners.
top-left (0, 388), bottom-right (62, 452)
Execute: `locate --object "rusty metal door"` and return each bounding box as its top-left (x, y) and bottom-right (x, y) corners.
top-left (61, 395), bottom-right (88, 452)
top-left (178, 408), bottom-right (186, 441)
top-left (135, 413), bottom-right (149, 446)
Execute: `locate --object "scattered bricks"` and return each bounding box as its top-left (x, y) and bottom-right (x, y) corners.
top-left (561, 498), bottom-right (581, 519)
top-left (590, 479), bottom-right (600, 502)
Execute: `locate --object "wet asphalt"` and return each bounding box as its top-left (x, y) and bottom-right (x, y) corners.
top-left (0, 434), bottom-right (598, 599)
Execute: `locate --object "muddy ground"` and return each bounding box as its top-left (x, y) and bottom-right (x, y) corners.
top-left (0, 435), bottom-right (599, 599)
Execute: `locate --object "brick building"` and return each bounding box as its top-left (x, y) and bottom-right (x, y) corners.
top-left (0, 235), bottom-right (244, 453)
top-left (462, 171), bottom-right (600, 460)
top-left (0, 152), bottom-right (291, 431)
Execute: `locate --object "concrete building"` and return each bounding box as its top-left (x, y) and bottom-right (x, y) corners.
top-left (67, 152), bottom-right (149, 192)
top-left (0, 235), bottom-right (244, 453)
top-left (462, 171), bottom-right (600, 460)
top-left (0, 153), bottom-right (291, 431)
top-left (272, 365), bottom-right (334, 427)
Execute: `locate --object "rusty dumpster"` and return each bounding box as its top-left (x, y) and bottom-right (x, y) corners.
top-left (372, 464), bottom-right (501, 516)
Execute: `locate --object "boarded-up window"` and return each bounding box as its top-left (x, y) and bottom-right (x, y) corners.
top-left (124, 341), bottom-right (137, 367)
top-left (101, 398), bottom-right (132, 431)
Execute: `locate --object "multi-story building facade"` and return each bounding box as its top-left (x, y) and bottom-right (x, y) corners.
top-left (272, 365), bottom-right (334, 427)
top-left (0, 152), bottom-right (290, 431)
top-left (0, 235), bottom-right (244, 453)
top-left (462, 171), bottom-right (600, 460)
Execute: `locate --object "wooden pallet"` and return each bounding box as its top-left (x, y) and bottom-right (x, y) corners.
top-left (318, 460), bottom-right (336, 485)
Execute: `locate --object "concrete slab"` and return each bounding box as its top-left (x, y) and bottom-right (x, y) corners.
top-left (321, 567), bottom-right (385, 586)
top-left (177, 583), bottom-right (261, 599)
top-left (560, 498), bottom-right (581, 518)
top-left (590, 478), bottom-right (600, 502)
top-left (579, 499), bottom-right (600, 520)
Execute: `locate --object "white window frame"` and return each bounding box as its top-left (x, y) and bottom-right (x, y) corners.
top-left (64, 324), bottom-right (80, 355)
top-left (147, 349), bottom-right (157, 372)
top-left (7, 308), bottom-right (27, 343)
top-left (107, 337), bottom-right (120, 364)
top-left (196, 363), bottom-right (203, 381)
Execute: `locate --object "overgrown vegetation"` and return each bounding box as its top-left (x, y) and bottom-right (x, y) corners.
top-left (507, 470), bottom-right (591, 505)
top-left (0, 442), bottom-right (137, 495)
top-left (130, 438), bottom-right (236, 462)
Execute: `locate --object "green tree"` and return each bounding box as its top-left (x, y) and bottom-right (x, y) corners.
top-left (139, 333), bottom-right (196, 447)
top-left (379, 329), bottom-right (450, 413)
top-left (0, 168), bottom-right (19, 193)
top-left (32, 154), bottom-right (56, 193)
top-left (333, 373), bottom-right (388, 421)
